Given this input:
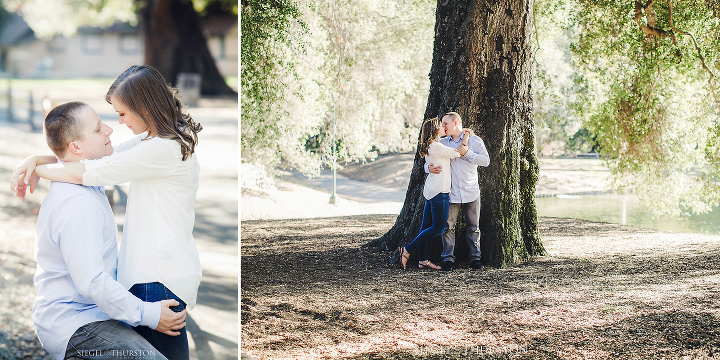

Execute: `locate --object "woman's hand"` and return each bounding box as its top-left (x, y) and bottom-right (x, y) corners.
top-left (11, 156), bottom-right (39, 200)
top-left (461, 129), bottom-right (474, 148)
top-left (14, 173), bottom-right (40, 202)
top-left (11, 155), bottom-right (57, 201)
top-left (457, 144), bottom-right (468, 156)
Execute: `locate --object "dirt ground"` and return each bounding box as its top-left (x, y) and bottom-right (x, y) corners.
top-left (241, 215), bottom-right (720, 359)
top-left (337, 153), bottom-right (417, 191)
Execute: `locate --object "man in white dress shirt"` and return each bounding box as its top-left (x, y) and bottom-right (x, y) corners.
top-left (24, 102), bottom-right (185, 360)
top-left (427, 112), bottom-right (490, 271)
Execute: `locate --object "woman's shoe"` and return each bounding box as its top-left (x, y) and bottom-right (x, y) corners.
top-left (418, 261), bottom-right (441, 270)
top-left (398, 247), bottom-right (410, 270)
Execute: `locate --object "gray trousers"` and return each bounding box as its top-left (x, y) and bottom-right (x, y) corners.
top-left (65, 320), bottom-right (167, 360)
top-left (441, 197), bottom-right (481, 263)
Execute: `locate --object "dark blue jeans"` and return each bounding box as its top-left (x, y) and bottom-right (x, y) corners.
top-left (129, 282), bottom-right (189, 360)
top-left (404, 192), bottom-right (450, 261)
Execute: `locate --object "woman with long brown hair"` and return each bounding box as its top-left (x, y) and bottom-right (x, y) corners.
top-left (398, 117), bottom-right (471, 270)
top-left (11, 65), bottom-right (201, 360)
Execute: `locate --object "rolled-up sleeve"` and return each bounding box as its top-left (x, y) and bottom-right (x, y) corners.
top-left (82, 138), bottom-right (178, 186)
top-left (55, 195), bottom-right (161, 329)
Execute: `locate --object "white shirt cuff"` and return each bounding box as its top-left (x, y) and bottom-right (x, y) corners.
top-left (80, 156), bottom-right (113, 170)
top-left (81, 156), bottom-right (113, 186)
top-left (140, 301), bottom-right (162, 329)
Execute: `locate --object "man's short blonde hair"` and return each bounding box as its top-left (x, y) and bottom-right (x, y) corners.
top-left (44, 101), bottom-right (88, 158)
top-left (443, 112), bottom-right (462, 126)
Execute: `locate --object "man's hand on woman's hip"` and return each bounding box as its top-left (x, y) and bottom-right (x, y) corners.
top-left (156, 299), bottom-right (186, 336)
top-left (428, 163), bottom-right (442, 174)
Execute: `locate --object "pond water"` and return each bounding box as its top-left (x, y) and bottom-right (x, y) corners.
top-left (535, 194), bottom-right (720, 235)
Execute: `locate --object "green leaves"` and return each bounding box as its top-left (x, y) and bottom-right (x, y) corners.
top-left (571, 0), bottom-right (720, 216)
top-left (241, 0), bottom-right (434, 177)
top-left (2, 0), bottom-right (137, 39)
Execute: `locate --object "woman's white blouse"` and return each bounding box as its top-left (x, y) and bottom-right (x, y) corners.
top-left (423, 141), bottom-right (461, 200)
top-left (81, 135), bottom-right (201, 309)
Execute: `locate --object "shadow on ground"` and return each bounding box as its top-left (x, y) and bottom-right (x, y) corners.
top-left (241, 215), bottom-right (720, 359)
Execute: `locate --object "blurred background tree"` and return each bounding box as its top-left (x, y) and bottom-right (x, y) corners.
top-left (241, 0), bottom-right (435, 176)
top-left (139, 0), bottom-right (236, 94)
top-left (1, 0), bottom-right (237, 94)
top-left (533, 0), bottom-right (587, 157)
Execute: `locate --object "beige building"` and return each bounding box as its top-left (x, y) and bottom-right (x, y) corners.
top-left (0, 12), bottom-right (237, 79)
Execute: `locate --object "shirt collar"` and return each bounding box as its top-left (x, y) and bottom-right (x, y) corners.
top-left (449, 132), bottom-right (465, 144)
top-left (59, 159), bottom-right (100, 191)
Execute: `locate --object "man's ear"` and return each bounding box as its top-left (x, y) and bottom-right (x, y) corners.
top-left (67, 141), bottom-right (82, 156)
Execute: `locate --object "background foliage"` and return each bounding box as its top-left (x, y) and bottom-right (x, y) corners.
top-left (241, 0), bottom-right (435, 176)
top-left (1, 0), bottom-right (238, 39)
top-left (243, 0), bottom-right (720, 216)
top-left (533, 0), bottom-right (588, 156)
top-left (2, 0), bottom-right (137, 39)
top-left (570, 0), bottom-right (720, 216)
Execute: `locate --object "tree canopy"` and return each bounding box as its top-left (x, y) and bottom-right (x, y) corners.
top-left (568, 0), bottom-right (720, 216)
top-left (241, 0), bottom-right (435, 176)
top-left (1, 0), bottom-right (237, 94)
top-left (2, 0), bottom-right (136, 39)
top-left (1, 0), bottom-right (237, 39)
top-left (243, 0), bottom-right (720, 216)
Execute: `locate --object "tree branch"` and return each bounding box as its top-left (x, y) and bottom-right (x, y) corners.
top-left (667, 0), bottom-right (720, 111)
top-left (633, 0), bottom-right (676, 43)
top-left (644, 0), bottom-right (658, 27)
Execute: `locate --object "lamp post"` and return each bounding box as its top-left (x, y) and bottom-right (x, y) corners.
top-left (329, 100), bottom-right (337, 204)
top-left (329, 5), bottom-right (342, 205)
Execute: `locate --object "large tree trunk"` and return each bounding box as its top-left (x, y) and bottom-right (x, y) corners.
top-left (366, 0), bottom-right (545, 268)
top-left (138, 0), bottom-right (236, 95)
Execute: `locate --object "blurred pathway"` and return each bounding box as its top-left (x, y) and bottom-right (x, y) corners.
top-left (290, 170), bottom-right (406, 203)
